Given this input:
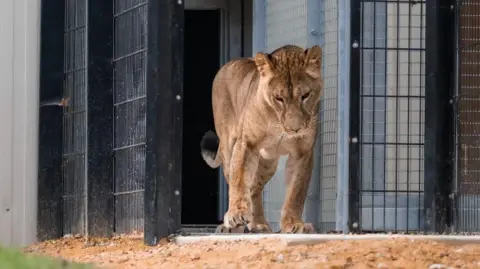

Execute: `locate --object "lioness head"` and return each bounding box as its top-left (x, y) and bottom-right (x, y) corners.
top-left (254, 45), bottom-right (323, 134)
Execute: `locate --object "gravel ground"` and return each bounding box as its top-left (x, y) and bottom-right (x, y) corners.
top-left (24, 234), bottom-right (480, 269)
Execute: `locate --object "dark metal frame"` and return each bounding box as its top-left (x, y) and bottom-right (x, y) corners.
top-left (144, 0), bottom-right (184, 245)
top-left (424, 0), bottom-right (454, 233)
top-left (348, 0), bottom-right (361, 233)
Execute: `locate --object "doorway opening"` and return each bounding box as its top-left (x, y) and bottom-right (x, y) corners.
top-left (182, 9), bottom-right (221, 225)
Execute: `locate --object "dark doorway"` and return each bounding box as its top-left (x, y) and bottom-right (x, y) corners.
top-left (182, 9), bottom-right (221, 225)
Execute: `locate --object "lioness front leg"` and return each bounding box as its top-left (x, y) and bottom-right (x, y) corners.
top-left (245, 157), bottom-right (277, 233)
top-left (223, 140), bottom-right (257, 228)
top-left (280, 151), bottom-right (316, 234)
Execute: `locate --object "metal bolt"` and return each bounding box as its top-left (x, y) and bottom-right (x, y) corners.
top-left (352, 222), bottom-right (358, 229)
top-left (449, 99), bottom-right (454, 104)
top-left (177, 0), bottom-right (182, 4)
top-left (176, 95), bottom-right (181, 101)
top-left (352, 41), bottom-right (359, 48)
top-left (174, 190), bottom-right (180, 196)
top-left (450, 4), bottom-right (454, 10)
top-left (310, 29), bottom-right (318, 36)
top-left (5, 208), bottom-right (10, 212)
top-left (351, 137), bottom-right (358, 143)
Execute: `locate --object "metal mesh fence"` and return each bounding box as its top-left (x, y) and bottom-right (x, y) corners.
top-left (454, 0), bottom-right (480, 233)
top-left (355, 0), bottom-right (426, 232)
top-left (113, 0), bottom-right (148, 233)
top-left (63, 0), bottom-right (88, 235)
top-left (316, 0), bottom-right (339, 233)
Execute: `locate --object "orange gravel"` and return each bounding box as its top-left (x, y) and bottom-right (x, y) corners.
top-left (24, 234), bottom-right (480, 269)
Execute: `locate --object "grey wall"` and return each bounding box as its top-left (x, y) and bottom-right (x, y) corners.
top-left (0, 0), bottom-right (41, 247)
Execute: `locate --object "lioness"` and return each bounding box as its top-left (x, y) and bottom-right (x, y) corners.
top-left (200, 45), bottom-right (323, 234)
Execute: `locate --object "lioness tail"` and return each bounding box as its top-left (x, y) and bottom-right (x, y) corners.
top-left (200, 130), bottom-right (222, 168)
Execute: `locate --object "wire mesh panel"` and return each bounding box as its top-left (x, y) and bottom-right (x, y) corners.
top-left (63, 0), bottom-right (88, 235)
top-left (113, 0), bottom-right (148, 233)
top-left (353, 0), bottom-right (426, 232)
top-left (314, 0), bottom-right (339, 233)
top-left (455, 0), bottom-right (480, 233)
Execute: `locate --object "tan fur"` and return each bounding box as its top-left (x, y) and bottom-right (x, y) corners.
top-left (201, 44), bottom-right (323, 234)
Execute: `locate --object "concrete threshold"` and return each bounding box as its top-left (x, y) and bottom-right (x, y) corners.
top-left (174, 233), bottom-right (480, 246)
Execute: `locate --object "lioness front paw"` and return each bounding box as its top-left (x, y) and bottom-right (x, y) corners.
top-left (248, 222), bottom-right (272, 233)
top-left (280, 222), bottom-right (316, 234)
top-left (215, 224), bottom-right (249, 234)
top-left (223, 208), bottom-right (253, 228)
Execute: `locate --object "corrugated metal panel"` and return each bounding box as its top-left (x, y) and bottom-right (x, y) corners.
top-left (0, 0), bottom-right (41, 247)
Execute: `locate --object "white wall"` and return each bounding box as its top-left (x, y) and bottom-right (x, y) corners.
top-left (0, 0), bottom-right (41, 247)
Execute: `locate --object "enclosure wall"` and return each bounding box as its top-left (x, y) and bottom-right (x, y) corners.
top-left (0, 0), bottom-right (41, 247)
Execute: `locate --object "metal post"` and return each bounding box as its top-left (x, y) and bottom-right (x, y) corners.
top-left (348, 0), bottom-right (361, 233)
top-left (144, 0), bottom-right (184, 246)
top-left (424, 0), bottom-right (454, 233)
top-left (336, 0), bottom-right (351, 233)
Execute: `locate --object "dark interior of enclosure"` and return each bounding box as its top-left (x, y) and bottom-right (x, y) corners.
top-left (182, 9), bottom-right (221, 225)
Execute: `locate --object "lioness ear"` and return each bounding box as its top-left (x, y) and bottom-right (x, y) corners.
top-left (304, 45), bottom-right (322, 79)
top-left (255, 52), bottom-right (274, 78)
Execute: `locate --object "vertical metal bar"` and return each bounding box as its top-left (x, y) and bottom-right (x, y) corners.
top-left (424, 0), bottom-right (453, 234)
top-left (349, 0), bottom-right (361, 233)
top-left (406, 0), bottom-right (412, 233)
top-left (337, 0), bottom-right (351, 233)
top-left (83, 0), bottom-right (89, 239)
top-left (37, 0), bottom-right (65, 241)
top-left (371, 1), bottom-right (377, 231)
top-left (305, 0), bottom-right (322, 229)
top-left (218, 8), bottom-right (229, 222)
top-left (144, 0), bottom-right (184, 246)
top-left (394, 0), bottom-right (400, 231)
top-left (86, 0), bottom-right (114, 236)
top-left (452, 0), bottom-right (460, 233)
top-left (383, 0), bottom-right (388, 233)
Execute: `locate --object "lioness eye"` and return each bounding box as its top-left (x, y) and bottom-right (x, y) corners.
top-left (301, 92), bottom-right (310, 101)
top-left (275, 96), bottom-right (284, 103)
